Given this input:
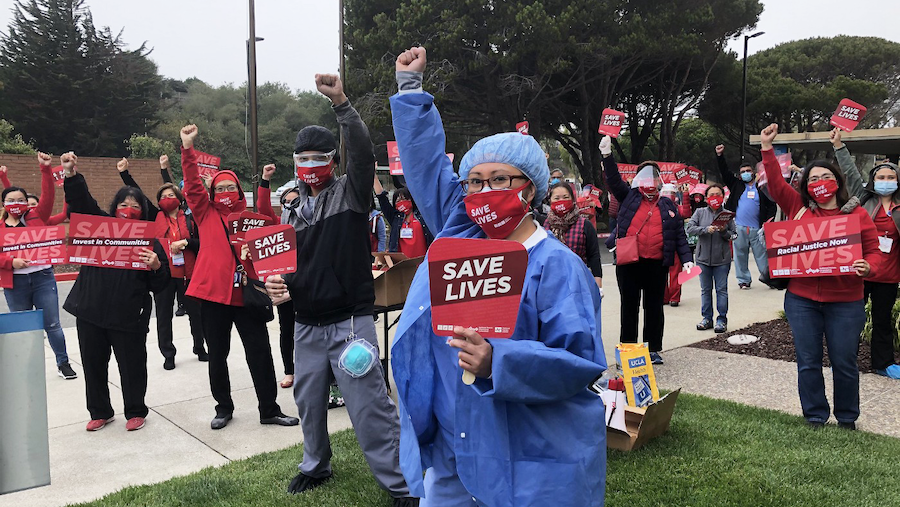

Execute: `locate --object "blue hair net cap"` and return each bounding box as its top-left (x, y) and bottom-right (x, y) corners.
top-left (459, 133), bottom-right (550, 205)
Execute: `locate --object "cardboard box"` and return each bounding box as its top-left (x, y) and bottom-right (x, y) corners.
top-left (372, 253), bottom-right (424, 307)
top-left (606, 389), bottom-right (681, 452)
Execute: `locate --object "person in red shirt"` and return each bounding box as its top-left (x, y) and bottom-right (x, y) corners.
top-left (373, 175), bottom-right (433, 258)
top-left (760, 123), bottom-right (881, 430)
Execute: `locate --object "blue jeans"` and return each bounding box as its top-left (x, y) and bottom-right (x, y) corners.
top-left (4, 269), bottom-right (69, 365)
top-left (783, 292), bottom-right (863, 424)
top-left (699, 263), bottom-right (729, 323)
top-left (733, 225), bottom-right (768, 285)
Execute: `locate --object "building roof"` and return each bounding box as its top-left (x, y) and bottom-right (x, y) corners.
top-left (749, 127), bottom-right (900, 155)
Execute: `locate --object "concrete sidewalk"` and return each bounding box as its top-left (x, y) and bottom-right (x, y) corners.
top-left (0, 262), bottom-right (787, 507)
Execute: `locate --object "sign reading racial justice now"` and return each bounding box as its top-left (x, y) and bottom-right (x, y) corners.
top-left (245, 224), bottom-right (297, 277)
top-left (428, 238), bottom-right (528, 338)
top-left (1, 225), bottom-right (68, 265)
top-left (67, 213), bottom-right (155, 270)
top-left (765, 214), bottom-right (862, 278)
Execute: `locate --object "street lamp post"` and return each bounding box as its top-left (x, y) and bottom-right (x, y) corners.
top-left (740, 31), bottom-right (764, 162)
top-left (248, 0), bottom-right (260, 205)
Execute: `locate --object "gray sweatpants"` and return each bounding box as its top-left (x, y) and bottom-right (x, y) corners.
top-left (293, 315), bottom-right (410, 498)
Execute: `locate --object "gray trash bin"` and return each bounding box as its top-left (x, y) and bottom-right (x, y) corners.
top-left (0, 310), bottom-right (51, 494)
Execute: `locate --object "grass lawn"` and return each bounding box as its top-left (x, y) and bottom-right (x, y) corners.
top-left (71, 393), bottom-right (900, 507)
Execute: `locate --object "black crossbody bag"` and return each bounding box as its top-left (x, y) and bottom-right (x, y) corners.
top-left (220, 219), bottom-right (274, 322)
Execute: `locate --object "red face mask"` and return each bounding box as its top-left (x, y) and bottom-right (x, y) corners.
top-left (159, 197), bottom-right (181, 213)
top-left (395, 200), bottom-right (413, 215)
top-left (639, 186), bottom-right (659, 199)
top-left (117, 207), bottom-right (142, 220)
top-left (463, 182), bottom-right (531, 239)
top-left (807, 179), bottom-right (838, 204)
top-left (706, 195), bottom-right (723, 209)
top-left (297, 161), bottom-right (334, 190)
top-left (550, 199), bottom-right (575, 217)
top-left (5, 202), bottom-right (28, 218)
top-left (215, 191), bottom-right (240, 209)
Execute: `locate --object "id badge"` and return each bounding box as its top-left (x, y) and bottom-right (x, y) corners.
top-left (400, 226), bottom-right (414, 239)
top-left (879, 235), bottom-right (893, 254)
top-left (233, 270), bottom-right (242, 288)
top-left (172, 251), bottom-right (185, 266)
top-left (746, 191), bottom-right (756, 199)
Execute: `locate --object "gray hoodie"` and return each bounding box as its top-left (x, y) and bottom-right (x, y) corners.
top-left (686, 207), bottom-right (736, 266)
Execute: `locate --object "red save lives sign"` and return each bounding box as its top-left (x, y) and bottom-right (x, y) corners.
top-left (516, 121), bottom-right (529, 135)
top-left (227, 211), bottom-right (274, 244)
top-left (387, 141), bottom-right (403, 176)
top-left (1, 225), bottom-right (68, 265)
top-left (51, 165), bottom-right (66, 187)
top-left (597, 108), bottom-right (626, 138)
top-left (428, 238), bottom-right (528, 338)
top-left (246, 224), bottom-right (297, 277)
top-left (710, 210), bottom-right (735, 229)
top-left (195, 151), bottom-right (222, 179)
top-left (765, 214), bottom-right (862, 278)
top-left (830, 98), bottom-right (867, 132)
top-left (67, 213), bottom-right (155, 270)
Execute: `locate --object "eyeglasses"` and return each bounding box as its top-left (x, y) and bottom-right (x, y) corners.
top-left (807, 173), bottom-right (836, 184)
top-left (4, 199), bottom-right (27, 205)
top-left (294, 150), bottom-right (336, 164)
top-left (214, 185), bottom-right (239, 193)
top-left (460, 175), bottom-right (529, 193)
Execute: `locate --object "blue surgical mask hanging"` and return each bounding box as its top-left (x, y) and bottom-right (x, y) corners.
top-left (338, 316), bottom-right (377, 378)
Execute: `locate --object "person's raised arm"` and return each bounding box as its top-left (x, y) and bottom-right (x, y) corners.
top-left (759, 123), bottom-right (803, 217)
top-left (600, 136), bottom-right (630, 203)
top-left (830, 128), bottom-right (864, 198)
top-left (116, 157), bottom-right (160, 217)
top-left (33, 151), bottom-right (57, 223)
top-left (46, 203), bottom-right (68, 225)
top-left (0, 165), bottom-right (10, 189)
top-left (62, 152), bottom-right (107, 217)
top-left (389, 46), bottom-right (464, 234)
top-left (159, 154), bottom-right (173, 184)
top-left (374, 174), bottom-right (401, 223)
top-left (315, 74), bottom-right (374, 213)
top-left (256, 163), bottom-right (277, 221)
top-left (179, 125), bottom-right (212, 222)
top-left (715, 144), bottom-right (738, 187)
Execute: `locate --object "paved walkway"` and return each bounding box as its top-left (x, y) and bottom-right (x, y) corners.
top-left (0, 261), bottom-right (867, 506)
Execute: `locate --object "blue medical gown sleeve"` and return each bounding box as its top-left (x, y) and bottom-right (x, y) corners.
top-left (473, 250), bottom-right (606, 404)
top-left (390, 92), bottom-right (464, 236)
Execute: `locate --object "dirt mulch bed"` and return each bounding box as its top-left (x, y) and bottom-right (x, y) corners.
top-left (689, 318), bottom-right (900, 374)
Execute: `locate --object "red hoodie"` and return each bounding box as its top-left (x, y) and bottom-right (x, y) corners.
top-left (762, 149), bottom-right (881, 302)
top-left (181, 148), bottom-right (258, 306)
top-left (0, 163), bottom-right (54, 288)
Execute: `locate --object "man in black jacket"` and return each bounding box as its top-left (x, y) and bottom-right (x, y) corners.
top-left (715, 144), bottom-right (776, 289)
top-left (264, 74), bottom-right (416, 506)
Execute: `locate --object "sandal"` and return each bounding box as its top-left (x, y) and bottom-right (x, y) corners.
top-left (279, 375), bottom-right (294, 389)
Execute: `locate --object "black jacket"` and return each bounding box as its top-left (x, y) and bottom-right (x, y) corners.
top-left (63, 173), bottom-right (171, 334)
top-left (375, 191), bottom-right (434, 252)
top-left (716, 155), bottom-right (776, 228)
top-left (282, 100), bottom-right (377, 325)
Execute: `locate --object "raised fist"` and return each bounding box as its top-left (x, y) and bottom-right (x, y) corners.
top-left (396, 46), bottom-right (427, 73)
top-left (0, 165), bottom-right (6, 176)
top-left (598, 135), bottom-right (612, 156)
top-left (181, 124), bottom-right (199, 149)
top-left (116, 157), bottom-right (129, 173)
top-left (315, 74), bottom-right (347, 105)
top-left (160, 154), bottom-right (170, 169)
top-left (262, 163), bottom-right (276, 181)
top-left (760, 123), bottom-right (779, 149)
top-left (60, 152), bottom-right (77, 171)
top-left (829, 127), bottom-right (843, 149)
top-left (37, 152), bottom-right (52, 168)
top-left (715, 144), bottom-right (725, 156)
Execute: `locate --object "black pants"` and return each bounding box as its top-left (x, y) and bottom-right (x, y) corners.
top-left (277, 301), bottom-right (295, 375)
top-left (76, 318), bottom-right (148, 420)
top-left (864, 281), bottom-right (898, 370)
top-left (154, 278), bottom-right (206, 359)
top-left (200, 300), bottom-right (281, 418)
top-left (617, 258), bottom-right (668, 352)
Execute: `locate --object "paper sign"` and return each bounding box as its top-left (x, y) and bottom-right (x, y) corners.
top-left (710, 210), bottom-right (736, 229)
top-left (618, 343), bottom-right (659, 407)
top-left (67, 213), bottom-right (155, 270)
top-left (516, 121), bottom-right (529, 135)
top-left (246, 224), bottom-right (297, 277)
top-left (51, 165), bottom-right (66, 187)
top-left (756, 153), bottom-right (793, 186)
top-left (765, 214), bottom-right (862, 278)
top-left (227, 211), bottom-right (274, 244)
top-left (597, 108), bottom-right (626, 138)
top-left (195, 151), bottom-right (222, 179)
top-left (830, 98), bottom-right (867, 132)
top-left (673, 166), bottom-right (692, 186)
top-left (387, 141), bottom-right (403, 175)
top-left (677, 265), bottom-right (701, 285)
top-left (1, 225), bottom-right (68, 265)
top-left (687, 167), bottom-right (703, 184)
top-left (428, 238), bottom-right (528, 338)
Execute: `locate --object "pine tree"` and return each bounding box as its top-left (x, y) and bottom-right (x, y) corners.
top-left (0, 0), bottom-right (161, 156)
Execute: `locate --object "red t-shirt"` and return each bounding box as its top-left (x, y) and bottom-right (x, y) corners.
top-left (399, 216), bottom-right (427, 258)
top-left (869, 206), bottom-right (900, 284)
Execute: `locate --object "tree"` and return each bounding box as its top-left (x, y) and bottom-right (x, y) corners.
top-left (699, 36), bottom-right (900, 161)
top-left (0, 118), bottom-right (36, 154)
top-left (345, 0), bottom-right (761, 187)
top-left (0, 0), bottom-right (161, 156)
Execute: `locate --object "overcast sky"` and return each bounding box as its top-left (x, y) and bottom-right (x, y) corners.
top-left (1, 0), bottom-right (898, 93)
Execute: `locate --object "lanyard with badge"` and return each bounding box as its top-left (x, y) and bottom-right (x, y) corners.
top-left (878, 206), bottom-right (894, 254)
top-left (400, 221), bottom-right (414, 240)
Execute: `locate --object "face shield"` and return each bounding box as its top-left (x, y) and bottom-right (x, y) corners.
top-left (631, 165), bottom-right (662, 197)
